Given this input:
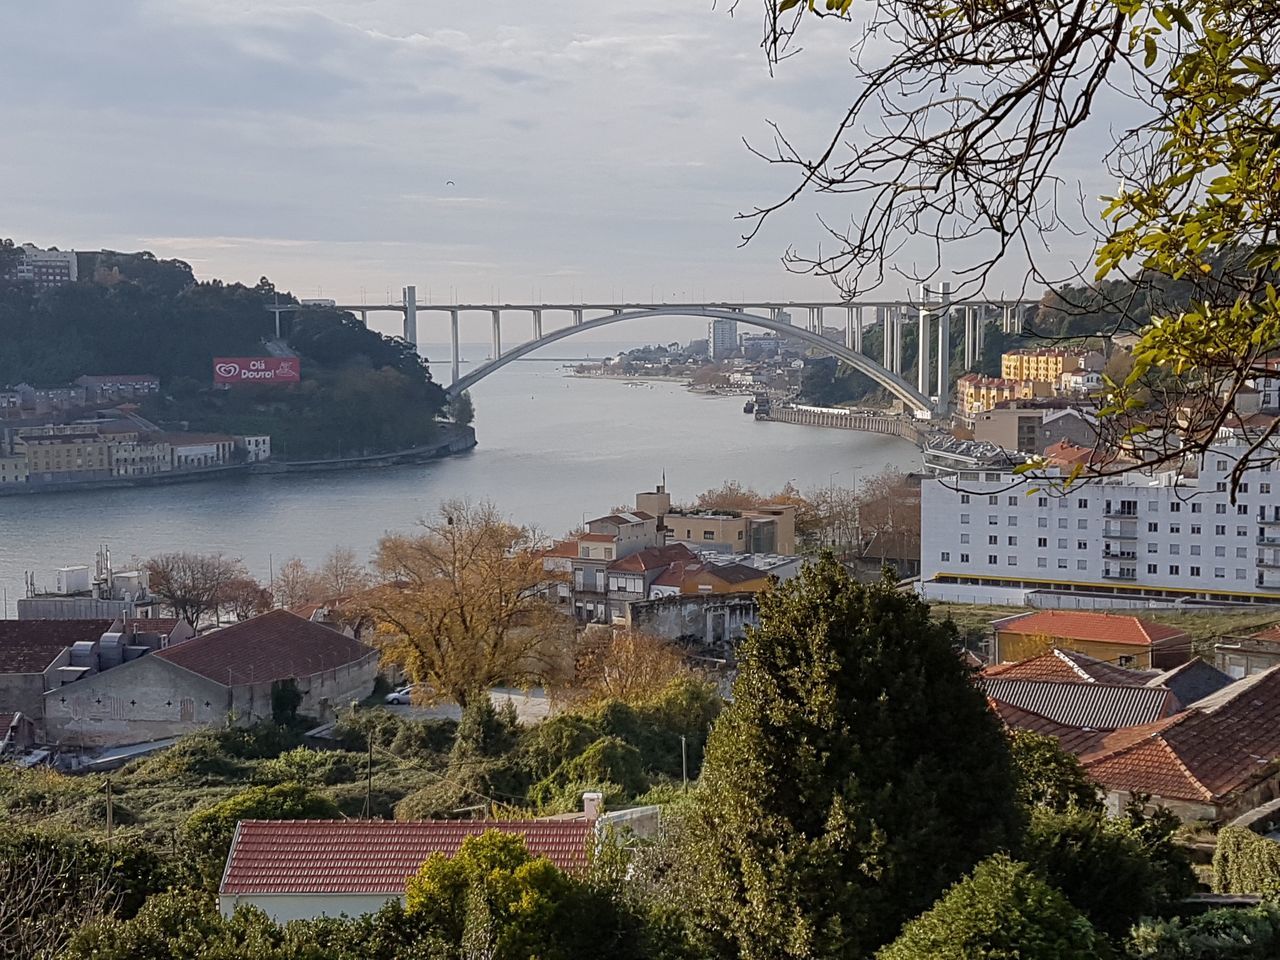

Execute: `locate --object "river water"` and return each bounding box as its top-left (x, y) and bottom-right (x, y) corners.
top-left (0, 341), bottom-right (919, 615)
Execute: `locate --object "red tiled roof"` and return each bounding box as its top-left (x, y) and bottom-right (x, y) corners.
top-left (699, 562), bottom-right (770, 586)
top-left (0, 620), bottom-right (112, 674)
top-left (220, 820), bottom-right (596, 894)
top-left (152, 610), bottom-right (373, 686)
top-left (607, 543), bottom-right (696, 573)
top-left (998, 611), bottom-right (1187, 648)
top-left (577, 533), bottom-right (617, 543)
top-left (985, 648), bottom-right (1153, 686)
top-left (652, 561), bottom-right (701, 588)
top-left (1245, 623), bottom-right (1280, 644)
top-left (541, 541), bottom-right (580, 560)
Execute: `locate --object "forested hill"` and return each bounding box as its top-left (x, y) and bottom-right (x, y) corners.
top-left (0, 247), bottom-right (449, 459)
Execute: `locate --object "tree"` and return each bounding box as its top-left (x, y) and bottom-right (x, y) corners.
top-left (1212, 825), bottom-right (1280, 896)
top-left (563, 630), bottom-right (693, 707)
top-left (1008, 730), bottom-right (1103, 814)
top-left (693, 480), bottom-right (764, 513)
top-left (217, 576), bottom-right (273, 621)
top-left (1127, 902), bottom-right (1280, 960)
top-left (690, 558), bottom-right (1020, 958)
top-left (448, 389), bottom-right (475, 427)
top-left (145, 552), bottom-right (245, 627)
top-left (750, 0), bottom-right (1280, 484)
top-left (364, 500), bottom-right (574, 708)
top-left (854, 470), bottom-right (920, 568)
top-left (315, 546), bottom-right (371, 598)
top-left (877, 855), bottom-right (1104, 960)
top-left (271, 556), bottom-right (322, 610)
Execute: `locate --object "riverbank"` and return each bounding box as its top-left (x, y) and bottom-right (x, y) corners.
top-left (0, 426), bottom-right (477, 496)
top-left (757, 403), bottom-right (929, 445)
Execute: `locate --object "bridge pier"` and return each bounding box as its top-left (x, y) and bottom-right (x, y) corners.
top-left (358, 310), bottom-right (368, 327)
top-left (976, 307), bottom-right (987, 356)
top-left (935, 283), bottom-right (952, 412)
top-left (917, 287), bottom-right (931, 398)
top-left (572, 309), bottom-right (583, 326)
top-left (491, 309), bottom-right (502, 359)
top-left (450, 310), bottom-right (460, 385)
top-left (533, 309), bottom-right (543, 340)
top-left (403, 286), bottom-right (418, 346)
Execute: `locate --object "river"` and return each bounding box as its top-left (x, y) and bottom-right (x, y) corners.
top-left (0, 341), bottom-right (919, 615)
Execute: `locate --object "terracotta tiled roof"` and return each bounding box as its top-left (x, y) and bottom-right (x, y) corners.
top-left (577, 533), bottom-right (617, 543)
top-left (1244, 624), bottom-right (1280, 645)
top-left (998, 610), bottom-right (1187, 648)
top-left (607, 543), bottom-right (696, 574)
top-left (0, 620), bottom-right (112, 674)
top-left (652, 561), bottom-right (700, 587)
top-left (701, 562), bottom-right (769, 586)
top-left (985, 648), bottom-right (1151, 686)
top-left (220, 820), bottom-right (596, 895)
top-left (152, 610), bottom-right (374, 686)
top-left (541, 541), bottom-right (580, 560)
top-left (982, 677), bottom-right (1177, 729)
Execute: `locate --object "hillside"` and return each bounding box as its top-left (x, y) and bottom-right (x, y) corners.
top-left (0, 247), bottom-right (448, 459)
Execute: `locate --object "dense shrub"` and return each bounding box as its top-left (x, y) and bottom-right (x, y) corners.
top-left (1127, 903), bottom-right (1280, 959)
top-left (1213, 825), bottom-right (1280, 896)
top-left (255, 747), bottom-right (362, 786)
top-left (878, 855), bottom-right (1105, 960)
top-left (1008, 729), bottom-right (1103, 813)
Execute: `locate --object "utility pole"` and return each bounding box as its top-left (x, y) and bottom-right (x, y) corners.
top-left (681, 735), bottom-right (688, 792)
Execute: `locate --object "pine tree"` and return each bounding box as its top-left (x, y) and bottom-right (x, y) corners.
top-left (691, 556), bottom-right (1020, 959)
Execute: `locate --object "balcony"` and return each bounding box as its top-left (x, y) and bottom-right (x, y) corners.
top-left (1257, 573), bottom-right (1280, 590)
top-left (1103, 550), bottom-right (1137, 560)
top-left (1257, 557), bottom-right (1280, 570)
top-left (1103, 567), bottom-right (1138, 581)
top-left (1103, 528), bottom-right (1139, 541)
top-left (1258, 512), bottom-right (1280, 525)
top-left (1103, 507), bottom-right (1139, 518)
top-left (1259, 535), bottom-right (1280, 547)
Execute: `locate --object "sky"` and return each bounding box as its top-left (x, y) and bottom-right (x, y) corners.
top-left (1, 1), bottom-right (1134, 343)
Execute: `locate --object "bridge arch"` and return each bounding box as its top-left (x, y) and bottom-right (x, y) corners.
top-left (443, 307), bottom-right (934, 416)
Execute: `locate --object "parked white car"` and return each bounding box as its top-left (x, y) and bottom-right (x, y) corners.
top-left (384, 685), bottom-right (416, 705)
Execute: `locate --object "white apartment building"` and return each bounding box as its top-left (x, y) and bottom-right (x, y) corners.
top-left (709, 319), bottom-right (738, 359)
top-left (13, 245), bottom-right (78, 288)
top-left (921, 434), bottom-right (1280, 605)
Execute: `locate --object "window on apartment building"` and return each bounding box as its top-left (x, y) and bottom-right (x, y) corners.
top-left (1008, 556), bottom-right (1018, 566)
top-left (1169, 565), bottom-right (1180, 575)
top-left (985, 472), bottom-right (1001, 481)
top-left (1237, 568), bottom-right (1248, 579)
top-left (960, 533), bottom-right (971, 544)
top-left (1191, 566), bottom-right (1201, 577)
top-left (1058, 538), bottom-right (1068, 549)
top-left (1215, 567), bottom-right (1226, 578)
top-left (1169, 522), bottom-right (1183, 534)
top-left (989, 495), bottom-right (999, 505)
top-left (737, 531), bottom-right (744, 540)
top-left (1008, 536), bottom-right (1018, 546)
top-left (1147, 543), bottom-right (1159, 554)
top-left (1008, 496), bottom-right (1018, 506)
top-left (941, 552), bottom-right (951, 562)
top-left (989, 535), bottom-right (998, 545)
top-left (1058, 517), bottom-right (1068, 528)
top-left (1148, 522), bottom-right (1159, 533)
top-left (1038, 517), bottom-right (1048, 528)
top-left (1192, 502), bottom-right (1202, 513)
top-left (1037, 537), bottom-right (1048, 548)
top-left (1077, 540), bottom-right (1088, 550)
top-left (1077, 560), bottom-right (1087, 570)
top-left (1263, 483), bottom-right (1272, 494)
top-left (1237, 526), bottom-right (1249, 537)
top-left (1216, 504), bottom-right (1228, 514)
top-left (1077, 498), bottom-right (1088, 508)
top-left (1077, 519), bottom-right (1088, 529)
top-left (960, 514), bottom-right (970, 524)
top-left (1148, 564), bottom-right (1159, 574)
top-left (1037, 557), bottom-right (1047, 568)
top-left (1217, 459), bottom-right (1228, 471)
top-left (1170, 502), bottom-right (1181, 512)
top-left (1191, 545), bottom-right (1201, 556)
top-left (989, 516), bottom-right (999, 525)
top-left (1169, 544), bottom-right (1181, 555)
top-left (1215, 545), bottom-right (1227, 556)
top-left (1237, 547), bottom-right (1248, 558)
top-left (1238, 505), bottom-right (1249, 516)
top-left (703, 531), bottom-right (714, 540)
top-left (1058, 558), bottom-right (1069, 569)
top-left (1149, 502), bottom-right (1160, 512)
top-left (1008, 517), bottom-right (1018, 526)
top-left (1038, 497), bottom-right (1049, 507)
top-left (1240, 483), bottom-right (1250, 494)
top-left (1216, 525), bottom-right (1227, 536)
top-left (988, 555), bottom-right (999, 565)
top-left (960, 553), bottom-right (970, 563)
top-left (1191, 525), bottom-right (1201, 534)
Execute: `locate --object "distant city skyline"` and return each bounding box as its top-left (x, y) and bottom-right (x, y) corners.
top-left (2, 1), bottom-right (1138, 342)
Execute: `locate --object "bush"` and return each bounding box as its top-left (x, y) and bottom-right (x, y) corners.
top-left (878, 855), bottom-right (1105, 960)
top-left (255, 747), bottom-right (362, 786)
top-left (1127, 903), bottom-right (1280, 959)
top-left (517, 715), bottom-right (601, 782)
top-left (124, 731), bottom-right (247, 783)
top-left (1020, 805), bottom-right (1196, 939)
top-left (1009, 729), bottom-right (1103, 813)
top-left (214, 722), bottom-right (304, 760)
top-left (1213, 825), bottom-right (1280, 896)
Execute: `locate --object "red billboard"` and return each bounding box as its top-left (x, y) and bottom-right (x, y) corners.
top-left (213, 357), bottom-right (301, 385)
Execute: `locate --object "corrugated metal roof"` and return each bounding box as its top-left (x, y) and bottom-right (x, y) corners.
top-left (220, 820), bottom-right (595, 895)
top-left (982, 677), bottom-right (1176, 729)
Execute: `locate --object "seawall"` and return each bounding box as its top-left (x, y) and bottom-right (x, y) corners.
top-left (759, 404), bottom-right (926, 444)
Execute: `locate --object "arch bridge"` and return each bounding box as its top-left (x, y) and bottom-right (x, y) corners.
top-left (273, 290), bottom-right (1041, 418)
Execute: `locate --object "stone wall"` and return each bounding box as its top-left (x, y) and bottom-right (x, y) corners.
top-left (626, 592), bottom-right (760, 656)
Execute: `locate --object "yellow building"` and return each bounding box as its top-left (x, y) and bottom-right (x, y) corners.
top-left (17, 432), bottom-right (113, 484)
top-left (957, 374), bottom-right (1053, 416)
top-left (663, 504), bottom-right (796, 555)
top-left (0, 454), bottom-right (28, 485)
top-left (1001, 348), bottom-right (1105, 386)
top-left (992, 610), bottom-right (1189, 670)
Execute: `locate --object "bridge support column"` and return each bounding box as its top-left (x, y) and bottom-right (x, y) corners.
top-left (976, 306), bottom-right (986, 357)
top-left (403, 285), bottom-right (418, 346)
top-left (882, 308), bottom-right (892, 370)
top-left (935, 283), bottom-right (951, 410)
top-left (893, 308), bottom-right (904, 374)
top-left (358, 310), bottom-right (368, 327)
top-left (450, 310), bottom-right (460, 385)
top-left (572, 309), bottom-right (583, 326)
top-left (845, 307), bottom-right (855, 350)
top-left (854, 306), bottom-right (863, 352)
top-left (962, 307), bottom-right (975, 370)
top-left (917, 287), bottom-right (931, 398)
top-left (533, 309), bottom-right (543, 340)
top-left (491, 309), bottom-right (502, 359)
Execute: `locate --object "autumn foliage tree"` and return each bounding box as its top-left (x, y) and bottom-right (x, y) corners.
top-left (364, 500), bottom-right (573, 708)
top-left (145, 552), bottom-right (246, 627)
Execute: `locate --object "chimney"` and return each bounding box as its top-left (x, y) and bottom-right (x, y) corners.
top-left (582, 791), bottom-right (604, 820)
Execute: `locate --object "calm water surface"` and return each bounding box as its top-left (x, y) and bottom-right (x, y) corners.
top-left (0, 341), bottom-right (919, 614)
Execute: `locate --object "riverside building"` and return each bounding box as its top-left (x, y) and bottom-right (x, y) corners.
top-left (920, 431), bottom-right (1280, 606)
